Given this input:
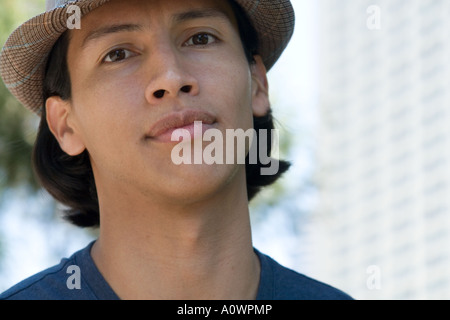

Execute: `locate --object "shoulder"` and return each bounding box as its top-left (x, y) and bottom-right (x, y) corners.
top-left (0, 243), bottom-right (97, 300)
top-left (255, 250), bottom-right (353, 300)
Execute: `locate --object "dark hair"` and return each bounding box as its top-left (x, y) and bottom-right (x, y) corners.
top-left (33, 0), bottom-right (290, 228)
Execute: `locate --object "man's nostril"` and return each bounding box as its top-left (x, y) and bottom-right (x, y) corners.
top-left (180, 85), bottom-right (192, 93)
top-left (153, 90), bottom-right (165, 99)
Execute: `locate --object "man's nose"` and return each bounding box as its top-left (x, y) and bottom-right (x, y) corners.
top-left (144, 45), bottom-right (199, 104)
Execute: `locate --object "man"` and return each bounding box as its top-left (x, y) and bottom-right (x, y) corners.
top-left (0, 0), bottom-right (352, 300)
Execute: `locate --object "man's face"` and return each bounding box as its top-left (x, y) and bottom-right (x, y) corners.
top-left (53, 0), bottom-right (269, 204)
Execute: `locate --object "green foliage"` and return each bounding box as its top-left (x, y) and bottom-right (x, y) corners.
top-left (0, 0), bottom-right (46, 191)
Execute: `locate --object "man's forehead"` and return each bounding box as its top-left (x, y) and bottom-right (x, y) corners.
top-left (79, 0), bottom-right (236, 23)
top-left (73, 0), bottom-right (237, 46)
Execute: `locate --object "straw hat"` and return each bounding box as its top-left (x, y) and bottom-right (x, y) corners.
top-left (0, 0), bottom-right (295, 113)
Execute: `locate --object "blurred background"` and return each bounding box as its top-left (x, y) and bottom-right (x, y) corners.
top-left (1, 0), bottom-right (450, 299)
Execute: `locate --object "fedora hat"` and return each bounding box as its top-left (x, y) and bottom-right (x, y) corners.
top-left (0, 0), bottom-right (295, 113)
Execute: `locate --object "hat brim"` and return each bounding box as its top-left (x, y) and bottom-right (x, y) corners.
top-left (0, 0), bottom-right (294, 113)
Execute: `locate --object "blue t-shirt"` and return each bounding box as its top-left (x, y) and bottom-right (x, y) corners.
top-left (0, 242), bottom-right (352, 300)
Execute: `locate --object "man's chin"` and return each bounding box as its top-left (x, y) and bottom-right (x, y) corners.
top-left (154, 162), bottom-right (245, 203)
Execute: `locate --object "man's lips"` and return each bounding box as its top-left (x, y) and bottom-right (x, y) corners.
top-left (146, 110), bottom-right (217, 142)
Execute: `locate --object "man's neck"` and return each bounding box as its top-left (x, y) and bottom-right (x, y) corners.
top-left (90, 170), bottom-right (260, 300)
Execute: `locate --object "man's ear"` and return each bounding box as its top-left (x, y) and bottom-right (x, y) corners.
top-left (46, 96), bottom-right (86, 156)
top-left (251, 55), bottom-right (270, 117)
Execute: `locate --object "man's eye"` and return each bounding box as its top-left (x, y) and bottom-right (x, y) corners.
top-left (103, 49), bottom-right (135, 63)
top-left (185, 33), bottom-right (218, 46)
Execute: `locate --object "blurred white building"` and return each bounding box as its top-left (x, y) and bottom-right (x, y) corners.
top-left (313, 0), bottom-right (450, 299)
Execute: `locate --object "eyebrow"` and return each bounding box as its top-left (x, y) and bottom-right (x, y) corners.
top-left (173, 8), bottom-right (231, 24)
top-left (82, 24), bottom-right (143, 48)
top-left (81, 8), bottom-right (231, 48)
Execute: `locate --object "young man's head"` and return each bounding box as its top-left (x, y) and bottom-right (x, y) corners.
top-left (0, 0), bottom-right (295, 227)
